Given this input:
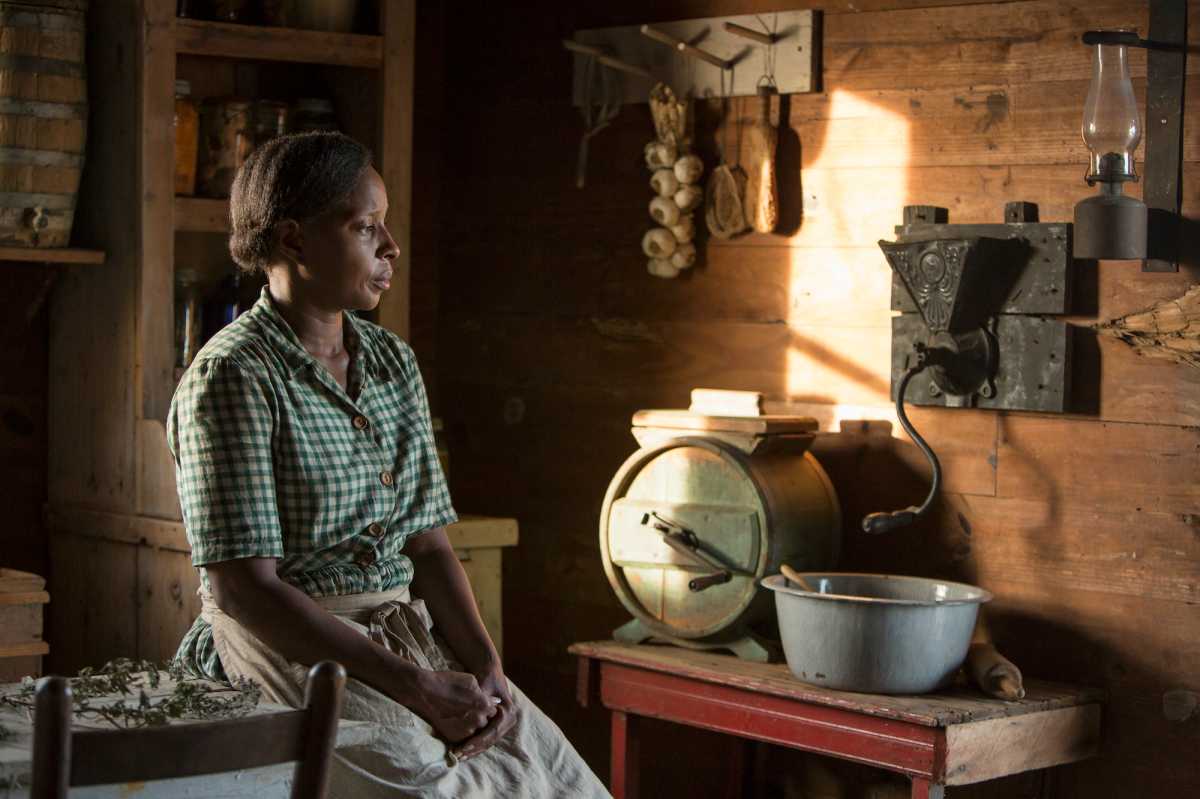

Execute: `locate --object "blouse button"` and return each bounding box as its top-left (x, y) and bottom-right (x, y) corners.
top-left (352, 415), bottom-right (369, 430)
top-left (380, 470), bottom-right (394, 487)
top-left (368, 522), bottom-right (385, 537)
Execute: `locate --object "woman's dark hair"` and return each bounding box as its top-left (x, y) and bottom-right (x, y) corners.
top-left (229, 131), bottom-right (372, 273)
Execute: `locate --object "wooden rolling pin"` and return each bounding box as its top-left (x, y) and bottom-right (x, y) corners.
top-left (966, 613), bottom-right (1026, 700)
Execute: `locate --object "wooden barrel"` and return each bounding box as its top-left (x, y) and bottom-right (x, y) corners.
top-left (0, 0), bottom-right (87, 248)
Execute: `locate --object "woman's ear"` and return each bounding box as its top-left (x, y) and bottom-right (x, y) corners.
top-left (273, 219), bottom-right (303, 266)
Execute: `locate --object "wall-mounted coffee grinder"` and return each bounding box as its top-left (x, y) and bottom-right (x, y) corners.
top-left (863, 202), bottom-right (1073, 534)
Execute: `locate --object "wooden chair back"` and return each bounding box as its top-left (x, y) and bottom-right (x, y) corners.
top-left (30, 660), bottom-right (346, 799)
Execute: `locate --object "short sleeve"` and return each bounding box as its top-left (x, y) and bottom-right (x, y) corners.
top-left (385, 333), bottom-right (457, 537)
top-left (168, 355), bottom-right (284, 566)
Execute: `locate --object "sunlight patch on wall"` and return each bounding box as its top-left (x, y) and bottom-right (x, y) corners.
top-left (785, 88), bottom-right (910, 420)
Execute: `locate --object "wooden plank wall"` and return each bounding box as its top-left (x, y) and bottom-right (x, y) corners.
top-left (0, 268), bottom-right (52, 580)
top-left (426, 0), bottom-right (1200, 795)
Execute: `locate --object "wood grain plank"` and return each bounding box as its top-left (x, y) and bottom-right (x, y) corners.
top-left (820, 0), bottom-right (1166, 92)
top-left (446, 161), bottom-right (1200, 257)
top-left (138, 0), bottom-right (177, 424)
top-left (568, 640), bottom-right (1102, 727)
top-left (174, 18), bottom-right (383, 68)
top-left (978, 582), bottom-right (1200, 797)
top-left (447, 516), bottom-right (520, 549)
top-left (374, 0), bottom-right (416, 341)
top-left (47, 533), bottom-right (138, 674)
top-left (940, 494), bottom-right (1200, 604)
top-left (0, 247), bottom-right (104, 265)
top-left (136, 546), bottom-right (201, 664)
top-left (137, 419), bottom-right (182, 519)
top-left (173, 196), bottom-right (229, 233)
top-left (1089, 334), bottom-right (1200, 428)
top-left (443, 243), bottom-right (894, 328)
top-left (47, 506), bottom-right (190, 553)
top-left (444, 314), bottom-right (894, 407)
top-left (943, 703), bottom-right (1101, 786)
top-left (778, 79), bottom-right (1200, 170)
top-left (47, 0), bottom-right (139, 513)
top-left (996, 415), bottom-right (1200, 514)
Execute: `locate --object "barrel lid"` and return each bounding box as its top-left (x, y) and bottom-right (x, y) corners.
top-left (632, 409), bottom-right (818, 436)
top-left (0, 568), bottom-right (45, 592)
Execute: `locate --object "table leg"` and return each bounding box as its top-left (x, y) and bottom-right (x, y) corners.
top-left (911, 777), bottom-right (945, 799)
top-left (611, 710), bottom-right (640, 799)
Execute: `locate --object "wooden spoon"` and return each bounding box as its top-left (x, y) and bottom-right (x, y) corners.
top-left (780, 563), bottom-right (816, 592)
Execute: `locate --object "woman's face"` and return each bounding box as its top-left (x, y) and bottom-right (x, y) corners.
top-left (288, 166), bottom-right (399, 312)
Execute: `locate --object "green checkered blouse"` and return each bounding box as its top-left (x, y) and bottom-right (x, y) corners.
top-left (169, 286), bottom-right (456, 681)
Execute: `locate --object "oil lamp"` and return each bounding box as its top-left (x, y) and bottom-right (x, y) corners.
top-left (1073, 30), bottom-right (1147, 260)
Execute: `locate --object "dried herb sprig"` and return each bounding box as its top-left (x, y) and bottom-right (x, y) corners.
top-left (0, 658), bottom-right (260, 729)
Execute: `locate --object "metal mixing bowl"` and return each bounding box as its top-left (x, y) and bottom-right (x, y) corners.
top-left (761, 573), bottom-right (992, 695)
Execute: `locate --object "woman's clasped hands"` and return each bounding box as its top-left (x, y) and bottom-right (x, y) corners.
top-left (404, 666), bottom-right (517, 760)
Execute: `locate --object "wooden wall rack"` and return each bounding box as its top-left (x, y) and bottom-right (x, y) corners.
top-left (566, 11), bottom-right (818, 106)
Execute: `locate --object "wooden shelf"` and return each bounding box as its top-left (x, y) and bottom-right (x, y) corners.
top-left (175, 19), bottom-right (383, 69)
top-left (175, 196), bottom-right (230, 233)
top-left (0, 246), bottom-right (104, 265)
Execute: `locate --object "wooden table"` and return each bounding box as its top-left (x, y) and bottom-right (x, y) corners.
top-left (0, 675), bottom-right (377, 798)
top-left (571, 641), bottom-right (1103, 799)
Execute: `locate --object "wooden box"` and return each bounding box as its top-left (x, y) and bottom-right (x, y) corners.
top-left (447, 516), bottom-right (519, 659)
top-left (0, 568), bottom-right (49, 681)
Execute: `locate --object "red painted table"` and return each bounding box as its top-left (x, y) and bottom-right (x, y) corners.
top-left (570, 641), bottom-right (1103, 799)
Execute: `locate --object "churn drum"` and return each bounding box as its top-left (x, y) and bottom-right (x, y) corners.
top-left (599, 409), bottom-right (841, 661)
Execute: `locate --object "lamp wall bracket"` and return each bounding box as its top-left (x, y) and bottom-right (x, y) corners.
top-left (1142, 0), bottom-right (1186, 273)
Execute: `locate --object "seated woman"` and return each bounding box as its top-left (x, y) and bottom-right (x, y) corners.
top-left (170, 132), bottom-right (608, 798)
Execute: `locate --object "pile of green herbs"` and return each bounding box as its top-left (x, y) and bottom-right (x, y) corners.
top-left (0, 658), bottom-right (260, 729)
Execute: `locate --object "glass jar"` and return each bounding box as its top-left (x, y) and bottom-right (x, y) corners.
top-left (289, 97), bottom-right (338, 134)
top-left (253, 100), bottom-right (289, 148)
top-left (197, 97), bottom-right (253, 198)
top-left (174, 80), bottom-right (199, 196)
top-left (175, 268), bottom-right (203, 369)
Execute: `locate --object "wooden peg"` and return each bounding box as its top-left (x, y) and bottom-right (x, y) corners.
top-left (723, 22), bottom-right (775, 45)
top-left (640, 25), bottom-right (731, 71)
top-left (562, 39), bottom-right (654, 80)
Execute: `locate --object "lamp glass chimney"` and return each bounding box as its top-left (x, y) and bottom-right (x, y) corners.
top-left (1082, 34), bottom-right (1141, 183)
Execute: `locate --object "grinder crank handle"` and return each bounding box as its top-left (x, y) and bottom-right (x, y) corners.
top-left (861, 507), bottom-right (919, 535)
top-left (861, 347), bottom-right (943, 535)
